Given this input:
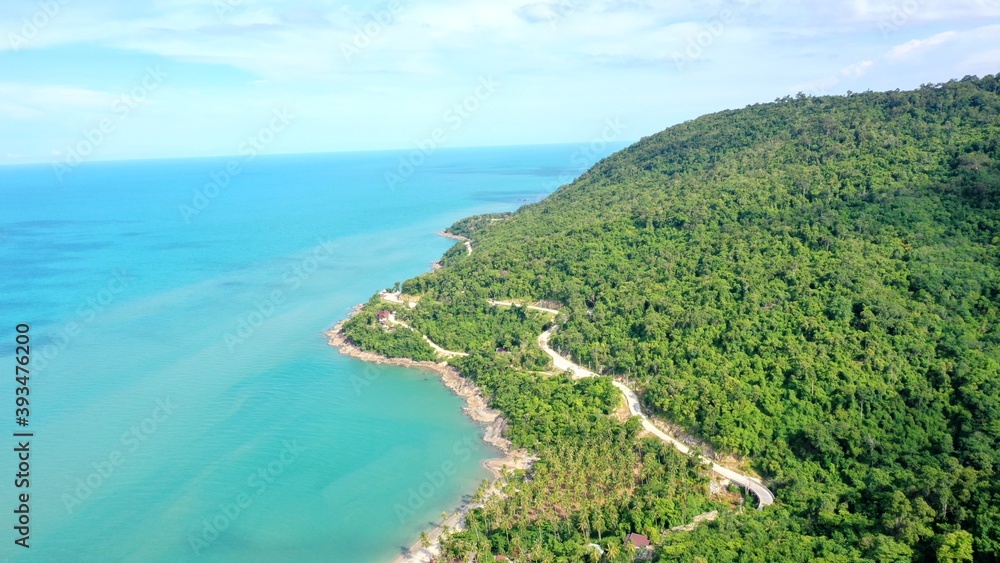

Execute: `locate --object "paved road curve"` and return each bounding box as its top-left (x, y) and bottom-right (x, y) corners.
top-left (393, 241), bottom-right (775, 509)
top-left (386, 313), bottom-right (469, 358)
top-left (538, 328), bottom-right (775, 509)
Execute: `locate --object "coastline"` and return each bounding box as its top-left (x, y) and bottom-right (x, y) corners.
top-left (435, 230), bottom-right (468, 242)
top-left (437, 230), bottom-right (473, 258)
top-left (325, 312), bottom-right (534, 562)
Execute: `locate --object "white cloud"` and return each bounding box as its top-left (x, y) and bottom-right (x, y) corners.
top-left (2, 0), bottom-right (999, 165)
top-left (886, 31), bottom-right (957, 60)
top-left (842, 60), bottom-right (875, 78)
top-left (0, 85), bottom-right (113, 120)
top-left (515, 2), bottom-right (560, 24)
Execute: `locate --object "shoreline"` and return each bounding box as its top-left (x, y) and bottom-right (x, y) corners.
top-left (325, 313), bottom-right (534, 562)
top-left (437, 230), bottom-right (473, 257)
top-left (435, 230), bottom-right (468, 242)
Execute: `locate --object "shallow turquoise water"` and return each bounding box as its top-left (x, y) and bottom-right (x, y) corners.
top-left (0, 145), bottom-right (619, 561)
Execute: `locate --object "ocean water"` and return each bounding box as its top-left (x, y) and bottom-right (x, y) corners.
top-left (0, 144), bottom-right (620, 562)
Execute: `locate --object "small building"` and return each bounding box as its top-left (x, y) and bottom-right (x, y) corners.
top-left (376, 310), bottom-right (391, 326)
top-left (626, 533), bottom-right (653, 561)
top-left (626, 533), bottom-right (650, 548)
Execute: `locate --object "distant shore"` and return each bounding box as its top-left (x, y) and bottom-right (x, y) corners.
top-left (325, 234), bottom-right (534, 561)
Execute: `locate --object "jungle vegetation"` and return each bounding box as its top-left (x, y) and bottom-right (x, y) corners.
top-left (343, 75), bottom-right (1000, 561)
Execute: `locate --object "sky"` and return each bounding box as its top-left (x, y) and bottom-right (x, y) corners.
top-left (1, 0), bottom-right (999, 166)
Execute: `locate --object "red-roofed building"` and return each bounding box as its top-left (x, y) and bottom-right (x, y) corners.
top-left (626, 533), bottom-right (650, 547)
top-left (626, 533), bottom-right (654, 560)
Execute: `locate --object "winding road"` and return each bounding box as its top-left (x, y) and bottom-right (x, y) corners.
top-left (502, 315), bottom-right (774, 508)
top-left (537, 326), bottom-right (774, 509)
top-left (385, 313), bottom-right (469, 359)
top-left (488, 300), bottom-right (560, 316)
top-left (383, 234), bottom-right (775, 563)
top-left (388, 241), bottom-right (776, 509)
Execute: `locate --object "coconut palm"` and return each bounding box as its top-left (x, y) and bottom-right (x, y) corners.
top-left (606, 541), bottom-right (621, 562)
top-left (624, 538), bottom-right (638, 561)
top-left (576, 509), bottom-right (591, 539)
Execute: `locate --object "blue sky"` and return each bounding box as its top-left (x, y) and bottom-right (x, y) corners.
top-left (1, 0), bottom-right (999, 165)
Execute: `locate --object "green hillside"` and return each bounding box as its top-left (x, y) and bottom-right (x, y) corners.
top-left (346, 75), bottom-right (1000, 561)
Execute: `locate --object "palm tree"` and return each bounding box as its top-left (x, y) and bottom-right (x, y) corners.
top-left (510, 535), bottom-right (526, 559)
top-left (486, 502), bottom-right (501, 531)
top-left (546, 512), bottom-right (560, 542)
top-left (470, 519), bottom-right (483, 543)
top-left (474, 479), bottom-right (490, 505)
top-left (624, 539), bottom-right (639, 561)
top-left (419, 531), bottom-right (430, 549)
top-left (606, 542), bottom-right (621, 562)
top-left (592, 511), bottom-right (605, 541)
top-left (604, 506), bottom-right (620, 537)
top-left (494, 506), bottom-right (513, 545)
top-left (576, 510), bottom-right (591, 540)
top-left (535, 543), bottom-right (556, 563)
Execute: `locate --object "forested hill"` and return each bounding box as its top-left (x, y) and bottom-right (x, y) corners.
top-left (351, 75), bottom-right (1000, 561)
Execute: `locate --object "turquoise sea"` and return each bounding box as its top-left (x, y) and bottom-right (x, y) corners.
top-left (0, 145), bottom-right (620, 562)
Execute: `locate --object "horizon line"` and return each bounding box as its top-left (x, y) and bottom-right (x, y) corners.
top-left (0, 139), bottom-right (638, 170)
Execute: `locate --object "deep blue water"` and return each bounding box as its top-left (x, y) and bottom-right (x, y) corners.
top-left (0, 144), bottom-right (620, 562)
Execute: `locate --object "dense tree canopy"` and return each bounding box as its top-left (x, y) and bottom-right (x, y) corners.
top-left (345, 75), bottom-right (1000, 561)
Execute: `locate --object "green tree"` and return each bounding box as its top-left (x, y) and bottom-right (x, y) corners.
top-left (936, 530), bottom-right (974, 562)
